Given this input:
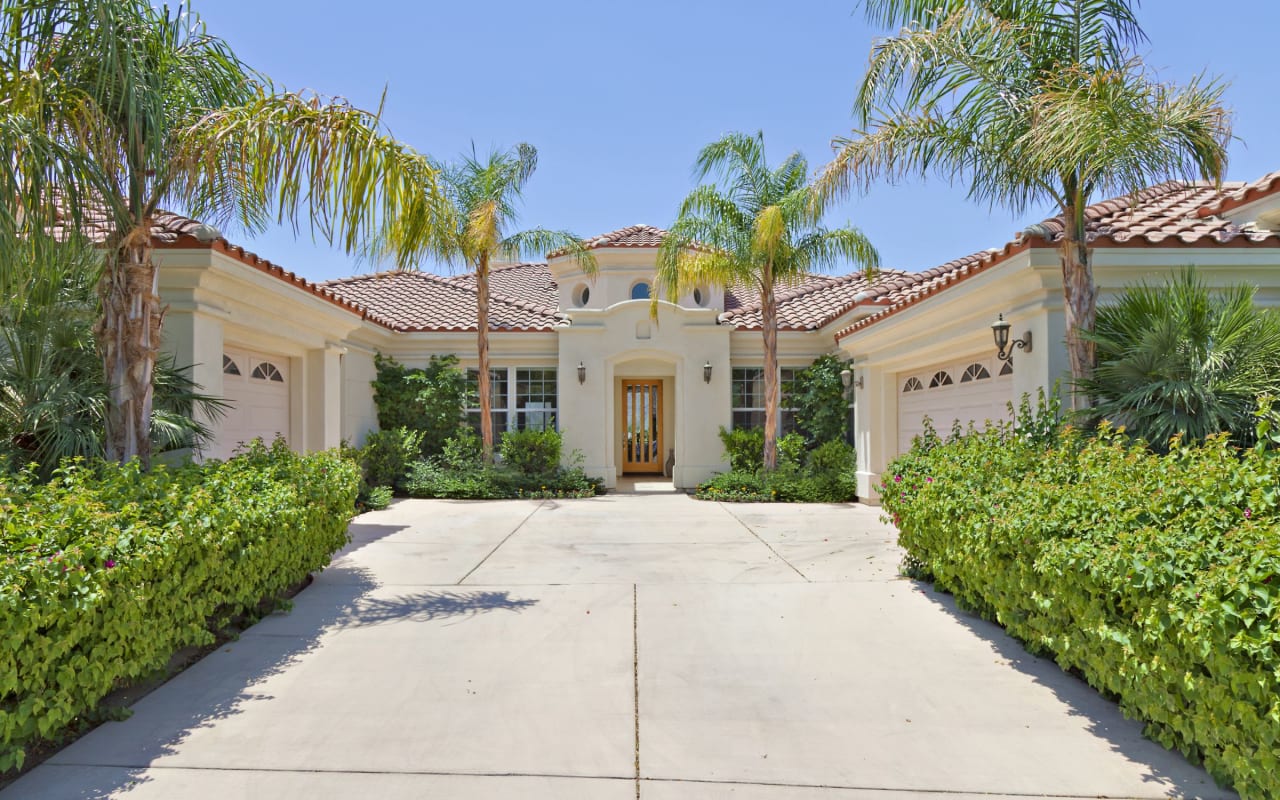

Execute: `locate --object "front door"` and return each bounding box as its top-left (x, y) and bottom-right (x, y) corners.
top-left (622, 379), bottom-right (664, 473)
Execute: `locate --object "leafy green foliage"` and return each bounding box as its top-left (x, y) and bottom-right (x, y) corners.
top-left (0, 238), bottom-right (226, 476)
top-left (0, 441), bottom-right (358, 773)
top-left (358, 427), bottom-right (426, 492)
top-left (1077, 269), bottom-right (1280, 450)
top-left (404, 429), bottom-right (601, 500)
top-left (361, 485), bottom-right (394, 511)
top-left (499, 427), bottom-right (562, 477)
top-left (791, 354), bottom-right (849, 446)
top-left (371, 354), bottom-right (467, 456)
top-left (882, 394), bottom-right (1279, 798)
top-left (701, 433), bottom-right (855, 503)
top-left (718, 428), bottom-right (805, 473)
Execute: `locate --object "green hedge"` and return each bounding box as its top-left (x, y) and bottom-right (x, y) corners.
top-left (0, 441), bottom-right (359, 772)
top-left (882, 413), bottom-right (1280, 798)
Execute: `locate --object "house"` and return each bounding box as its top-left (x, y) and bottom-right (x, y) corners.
top-left (154, 170), bottom-right (1280, 498)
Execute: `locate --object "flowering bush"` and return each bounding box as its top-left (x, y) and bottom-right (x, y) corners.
top-left (882, 393), bottom-right (1280, 798)
top-left (0, 440), bottom-right (359, 773)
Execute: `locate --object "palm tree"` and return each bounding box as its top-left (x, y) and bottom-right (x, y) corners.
top-left (1077, 268), bottom-right (1280, 450)
top-left (425, 144), bottom-right (596, 460)
top-left (817, 0), bottom-right (1231, 393)
top-left (656, 132), bottom-right (879, 471)
top-left (0, 0), bottom-right (446, 466)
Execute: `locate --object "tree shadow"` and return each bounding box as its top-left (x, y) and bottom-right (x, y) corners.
top-left (914, 582), bottom-right (1237, 799)
top-left (3, 566), bottom-right (537, 798)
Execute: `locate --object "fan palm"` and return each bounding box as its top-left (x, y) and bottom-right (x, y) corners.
top-left (0, 0), bottom-right (446, 466)
top-left (1076, 268), bottom-right (1280, 449)
top-left (0, 235), bottom-right (225, 475)
top-left (418, 144), bottom-right (596, 460)
top-left (657, 132), bottom-right (879, 470)
top-left (817, 0), bottom-right (1231, 394)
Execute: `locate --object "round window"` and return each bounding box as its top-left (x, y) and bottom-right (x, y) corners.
top-left (692, 287), bottom-right (704, 306)
top-left (630, 282), bottom-right (651, 300)
top-left (573, 284), bottom-right (591, 307)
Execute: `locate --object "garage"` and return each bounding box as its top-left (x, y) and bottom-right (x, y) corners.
top-left (212, 348), bottom-right (291, 460)
top-left (897, 356), bottom-right (1013, 453)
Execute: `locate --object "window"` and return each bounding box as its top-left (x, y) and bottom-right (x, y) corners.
top-left (573, 284), bottom-right (590, 307)
top-left (960, 364), bottom-right (991, 382)
top-left (514, 368), bottom-right (557, 431)
top-left (902, 377), bottom-right (923, 393)
top-left (731, 367), bottom-right (799, 433)
top-left (630, 282), bottom-right (651, 300)
top-left (466, 367), bottom-right (559, 433)
top-left (928, 370), bottom-right (953, 388)
top-left (251, 362), bottom-right (284, 382)
top-left (223, 355), bottom-right (241, 376)
top-left (999, 360), bottom-right (1013, 376)
top-left (465, 368), bottom-right (509, 434)
top-left (692, 287), bottom-right (704, 306)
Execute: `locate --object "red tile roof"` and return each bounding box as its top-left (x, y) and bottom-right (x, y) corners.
top-left (720, 271), bottom-right (907, 331)
top-left (837, 177), bottom-right (1280, 340)
top-left (582, 224), bottom-right (668, 250)
top-left (322, 267), bottom-right (566, 333)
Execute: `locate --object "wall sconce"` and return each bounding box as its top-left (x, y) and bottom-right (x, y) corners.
top-left (991, 314), bottom-right (1032, 361)
top-left (703, 361), bottom-right (713, 384)
top-left (840, 368), bottom-right (863, 395)
top-left (577, 361), bottom-right (586, 385)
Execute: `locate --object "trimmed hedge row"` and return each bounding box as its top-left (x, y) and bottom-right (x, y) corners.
top-left (0, 441), bottom-right (359, 772)
top-left (882, 418), bottom-right (1280, 798)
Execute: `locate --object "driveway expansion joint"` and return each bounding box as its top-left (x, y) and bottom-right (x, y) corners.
top-left (455, 500), bottom-right (546, 584)
top-left (716, 502), bottom-right (811, 582)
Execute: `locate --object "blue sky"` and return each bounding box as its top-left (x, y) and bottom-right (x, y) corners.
top-left (198, 0), bottom-right (1280, 283)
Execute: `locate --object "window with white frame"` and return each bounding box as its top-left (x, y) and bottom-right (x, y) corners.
top-left (465, 368), bottom-right (509, 434)
top-left (466, 367), bottom-right (559, 434)
top-left (514, 368), bottom-right (557, 431)
top-left (731, 367), bottom-right (800, 433)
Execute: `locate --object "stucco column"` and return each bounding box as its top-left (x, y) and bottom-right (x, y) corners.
top-left (304, 346), bottom-right (344, 452)
top-left (855, 364), bottom-right (894, 504)
top-left (161, 309), bottom-right (224, 458)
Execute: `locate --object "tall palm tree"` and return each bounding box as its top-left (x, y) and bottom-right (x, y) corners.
top-left (425, 144), bottom-right (596, 460)
top-left (0, 0), bottom-right (446, 466)
top-left (817, 0), bottom-right (1231, 393)
top-left (657, 132), bottom-right (879, 470)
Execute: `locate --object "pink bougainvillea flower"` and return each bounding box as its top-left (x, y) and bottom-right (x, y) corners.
top-left (105, 559), bottom-right (116, 569)
top-left (893, 475), bottom-right (903, 483)
top-left (1244, 508), bottom-right (1253, 519)
top-left (925, 477), bottom-right (934, 483)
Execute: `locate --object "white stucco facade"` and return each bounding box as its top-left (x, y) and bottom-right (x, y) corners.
top-left (152, 173), bottom-right (1280, 497)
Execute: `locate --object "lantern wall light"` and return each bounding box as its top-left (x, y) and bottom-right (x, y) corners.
top-left (991, 314), bottom-right (1032, 361)
top-left (577, 361), bottom-right (586, 385)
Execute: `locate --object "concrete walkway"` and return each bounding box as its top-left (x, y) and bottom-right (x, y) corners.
top-left (7, 494), bottom-right (1234, 799)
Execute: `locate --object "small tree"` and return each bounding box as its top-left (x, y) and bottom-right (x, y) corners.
top-left (657, 132), bottom-right (878, 470)
top-left (371, 354), bottom-right (466, 456)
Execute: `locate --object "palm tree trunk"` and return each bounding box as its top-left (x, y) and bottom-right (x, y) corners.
top-left (476, 254), bottom-right (494, 462)
top-left (99, 235), bottom-right (161, 466)
top-left (761, 277), bottom-right (780, 471)
top-left (1060, 201), bottom-right (1097, 409)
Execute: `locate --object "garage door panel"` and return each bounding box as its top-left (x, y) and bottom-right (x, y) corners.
top-left (212, 349), bottom-right (291, 460)
top-left (897, 356), bottom-right (1012, 453)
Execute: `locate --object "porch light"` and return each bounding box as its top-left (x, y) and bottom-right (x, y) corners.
top-left (703, 361), bottom-right (713, 384)
top-left (991, 314), bottom-right (1032, 361)
top-left (577, 361), bottom-right (586, 385)
top-left (840, 368), bottom-right (863, 395)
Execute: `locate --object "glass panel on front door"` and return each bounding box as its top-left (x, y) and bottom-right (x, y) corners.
top-left (622, 379), bottom-right (664, 473)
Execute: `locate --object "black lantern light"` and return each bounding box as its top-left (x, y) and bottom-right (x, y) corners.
top-left (991, 314), bottom-right (1031, 361)
top-left (577, 361), bottom-right (586, 385)
top-left (703, 361), bottom-right (713, 384)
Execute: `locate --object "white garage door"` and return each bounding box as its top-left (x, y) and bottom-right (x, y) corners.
top-left (897, 356), bottom-right (1013, 453)
top-left (213, 349), bottom-right (291, 460)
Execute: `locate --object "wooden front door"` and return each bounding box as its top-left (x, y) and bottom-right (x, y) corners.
top-left (622, 379), bottom-right (664, 473)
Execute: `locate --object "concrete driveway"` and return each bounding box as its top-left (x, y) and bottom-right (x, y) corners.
top-left (8, 491), bottom-right (1234, 799)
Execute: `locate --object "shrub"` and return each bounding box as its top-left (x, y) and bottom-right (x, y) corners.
top-left (696, 439), bottom-right (857, 503)
top-left (499, 427), bottom-right (562, 476)
top-left (718, 428), bottom-right (805, 473)
top-left (791, 354), bottom-right (849, 445)
top-left (359, 427), bottom-right (425, 492)
top-left (404, 430), bottom-right (601, 500)
top-left (361, 485), bottom-right (394, 511)
top-left (697, 470), bottom-right (770, 501)
top-left (0, 440), bottom-right (358, 773)
top-left (370, 354), bottom-right (467, 456)
top-left (1077, 268), bottom-right (1280, 450)
top-left (882, 395), bottom-right (1279, 798)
